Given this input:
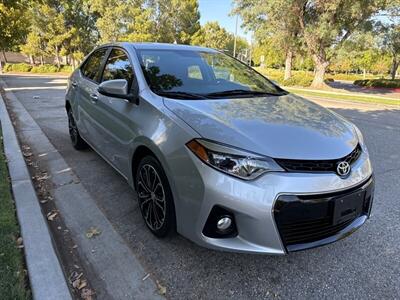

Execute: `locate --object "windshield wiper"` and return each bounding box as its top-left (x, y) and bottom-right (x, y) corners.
top-left (205, 89), bottom-right (287, 98)
top-left (156, 91), bottom-right (208, 100)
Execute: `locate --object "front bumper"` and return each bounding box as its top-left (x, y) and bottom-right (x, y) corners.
top-left (173, 148), bottom-right (373, 255)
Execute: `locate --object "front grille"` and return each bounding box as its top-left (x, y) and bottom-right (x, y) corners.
top-left (279, 217), bottom-right (354, 245)
top-left (273, 176), bottom-right (374, 251)
top-left (275, 144), bottom-right (362, 173)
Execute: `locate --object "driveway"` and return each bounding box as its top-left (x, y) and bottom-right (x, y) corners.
top-left (1, 74), bottom-right (399, 299)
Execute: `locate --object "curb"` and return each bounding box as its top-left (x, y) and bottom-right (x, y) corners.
top-left (0, 92), bottom-right (72, 299)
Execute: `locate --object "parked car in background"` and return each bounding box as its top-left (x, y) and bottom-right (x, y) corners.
top-left (65, 43), bottom-right (374, 254)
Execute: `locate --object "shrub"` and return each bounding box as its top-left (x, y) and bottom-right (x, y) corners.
top-left (59, 65), bottom-right (73, 73)
top-left (282, 75), bottom-right (314, 87)
top-left (3, 63), bottom-right (13, 72)
top-left (30, 64), bottom-right (59, 73)
top-left (354, 79), bottom-right (400, 89)
top-left (8, 63), bottom-right (32, 72)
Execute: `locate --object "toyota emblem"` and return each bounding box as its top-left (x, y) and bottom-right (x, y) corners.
top-left (337, 161), bottom-right (351, 177)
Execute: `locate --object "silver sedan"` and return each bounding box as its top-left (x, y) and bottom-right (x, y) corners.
top-left (65, 42), bottom-right (374, 254)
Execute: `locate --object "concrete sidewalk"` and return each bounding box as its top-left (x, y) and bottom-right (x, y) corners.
top-left (0, 92), bottom-right (72, 299)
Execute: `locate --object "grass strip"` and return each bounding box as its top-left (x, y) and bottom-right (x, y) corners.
top-left (0, 128), bottom-right (30, 299)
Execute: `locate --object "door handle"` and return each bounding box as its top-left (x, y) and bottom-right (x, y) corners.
top-left (90, 94), bottom-right (98, 103)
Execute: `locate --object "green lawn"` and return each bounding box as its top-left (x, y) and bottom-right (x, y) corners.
top-left (286, 88), bottom-right (400, 106)
top-left (0, 129), bottom-right (30, 299)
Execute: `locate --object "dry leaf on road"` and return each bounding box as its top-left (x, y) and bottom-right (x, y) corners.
top-left (46, 210), bottom-right (58, 221)
top-left (86, 227), bottom-right (101, 239)
top-left (156, 280), bottom-right (167, 296)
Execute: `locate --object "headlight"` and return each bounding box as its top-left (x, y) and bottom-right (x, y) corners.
top-left (186, 139), bottom-right (284, 180)
top-left (354, 126), bottom-right (368, 153)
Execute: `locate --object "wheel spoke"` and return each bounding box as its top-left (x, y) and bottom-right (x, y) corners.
top-left (140, 197), bottom-right (152, 209)
top-left (139, 170), bottom-right (151, 192)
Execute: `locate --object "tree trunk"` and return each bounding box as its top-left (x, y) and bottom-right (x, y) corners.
top-left (363, 69), bottom-right (366, 79)
top-left (2, 50), bottom-right (7, 63)
top-left (390, 57), bottom-right (399, 80)
top-left (40, 56), bottom-right (44, 65)
top-left (0, 56), bottom-right (3, 74)
top-left (284, 50), bottom-right (293, 81)
top-left (29, 55), bottom-right (34, 65)
top-left (55, 46), bottom-right (61, 69)
top-left (311, 54), bottom-right (329, 88)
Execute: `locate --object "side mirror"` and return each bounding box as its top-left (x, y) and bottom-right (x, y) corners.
top-left (98, 79), bottom-right (138, 103)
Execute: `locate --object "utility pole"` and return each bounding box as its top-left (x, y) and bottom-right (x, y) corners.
top-left (233, 14), bottom-right (238, 58)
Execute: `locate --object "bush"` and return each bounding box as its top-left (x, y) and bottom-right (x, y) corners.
top-left (3, 63), bottom-right (13, 72)
top-left (354, 79), bottom-right (400, 89)
top-left (30, 64), bottom-right (59, 73)
top-left (7, 63), bottom-right (32, 72)
top-left (330, 73), bottom-right (376, 81)
top-left (59, 65), bottom-right (73, 73)
top-left (282, 75), bottom-right (314, 87)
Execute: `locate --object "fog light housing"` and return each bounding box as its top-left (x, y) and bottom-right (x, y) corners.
top-left (202, 206), bottom-right (237, 238)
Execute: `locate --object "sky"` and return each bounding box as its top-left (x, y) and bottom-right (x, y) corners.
top-left (198, 0), bottom-right (252, 41)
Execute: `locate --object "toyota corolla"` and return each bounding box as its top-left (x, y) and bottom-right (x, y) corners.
top-left (65, 43), bottom-right (374, 254)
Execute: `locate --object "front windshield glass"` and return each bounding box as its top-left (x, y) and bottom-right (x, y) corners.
top-left (136, 49), bottom-right (286, 99)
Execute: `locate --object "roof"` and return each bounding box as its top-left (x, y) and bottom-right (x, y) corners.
top-left (121, 42), bottom-right (217, 52)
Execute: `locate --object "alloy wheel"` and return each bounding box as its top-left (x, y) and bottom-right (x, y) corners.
top-left (137, 164), bottom-right (167, 231)
top-left (68, 111), bottom-right (78, 145)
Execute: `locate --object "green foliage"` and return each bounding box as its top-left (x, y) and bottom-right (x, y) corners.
top-left (59, 65), bottom-right (74, 73)
top-left (30, 64), bottom-right (59, 73)
top-left (0, 1), bottom-right (29, 52)
top-left (3, 63), bottom-right (13, 72)
top-left (255, 67), bottom-right (314, 87)
top-left (191, 22), bottom-right (232, 50)
top-left (3, 63), bottom-right (74, 74)
top-left (6, 63), bottom-right (32, 72)
top-left (354, 79), bottom-right (400, 88)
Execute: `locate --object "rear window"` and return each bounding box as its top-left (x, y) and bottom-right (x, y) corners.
top-left (81, 48), bottom-right (107, 83)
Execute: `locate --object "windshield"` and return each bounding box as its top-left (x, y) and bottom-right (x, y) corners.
top-left (136, 49), bottom-right (286, 99)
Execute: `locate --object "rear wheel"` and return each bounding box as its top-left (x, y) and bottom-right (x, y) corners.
top-left (135, 155), bottom-right (176, 237)
top-left (67, 109), bottom-right (88, 150)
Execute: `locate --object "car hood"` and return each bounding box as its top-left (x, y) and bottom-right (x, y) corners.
top-left (163, 94), bottom-right (358, 160)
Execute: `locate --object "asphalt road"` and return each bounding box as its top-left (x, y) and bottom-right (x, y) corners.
top-left (2, 74), bottom-right (400, 299)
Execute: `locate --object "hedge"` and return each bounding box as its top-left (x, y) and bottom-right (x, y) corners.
top-left (354, 79), bottom-right (400, 89)
top-left (3, 63), bottom-right (73, 74)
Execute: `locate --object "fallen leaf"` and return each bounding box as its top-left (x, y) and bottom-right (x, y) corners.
top-left (81, 288), bottom-right (95, 300)
top-left (86, 227), bottom-right (101, 239)
top-left (47, 211), bottom-right (58, 221)
top-left (156, 280), bottom-right (167, 296)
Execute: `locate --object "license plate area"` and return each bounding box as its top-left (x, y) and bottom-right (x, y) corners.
top-left (333, 191), bottom-right (364, 225)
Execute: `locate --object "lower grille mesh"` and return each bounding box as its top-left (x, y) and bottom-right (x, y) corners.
top-left (280, 217), bottom-right (354, 245)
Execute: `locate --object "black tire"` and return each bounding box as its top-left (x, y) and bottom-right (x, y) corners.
top-left (135, 155), bottom-right (176, 237)
top-left (67, 109), bottom-right (88, 150)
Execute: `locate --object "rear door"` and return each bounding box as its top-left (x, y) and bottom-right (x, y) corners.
top-left (77, 47), bottom-right (109, 150)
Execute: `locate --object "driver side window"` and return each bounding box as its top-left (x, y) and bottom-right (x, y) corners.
top-left (101, 48), bottom-right (134, 89)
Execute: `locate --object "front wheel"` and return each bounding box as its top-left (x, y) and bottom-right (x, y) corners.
top-left (67, 109), bottom-right (88, 150)
top-left (135, 155), bottom-right (176, 237)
